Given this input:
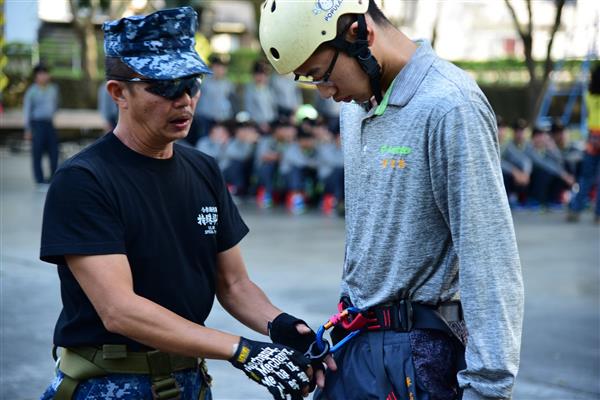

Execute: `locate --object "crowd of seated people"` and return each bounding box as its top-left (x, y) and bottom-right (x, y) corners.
top-left (498, 116), bottom-right (592, 212)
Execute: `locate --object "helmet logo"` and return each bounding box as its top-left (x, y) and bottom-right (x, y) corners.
top-left (313, 0), bottom-right (344, 21)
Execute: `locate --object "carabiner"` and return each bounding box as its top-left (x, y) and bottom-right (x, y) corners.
top-left (313, 307), bottom-right (364, 356)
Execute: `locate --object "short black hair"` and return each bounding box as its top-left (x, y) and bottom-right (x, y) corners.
top-left (32, 63), bottom-right (49, 77)
top-left (253, 61), bottom-right (269, 75)
top-left (271, 118), bottom-right (296, 131)
top-left (105, 57), bottom-right (138, 79)
top-left (531, 126), bottom-right (547, 136)
top-left (367, 0), bottom-right (391, 26)
top-left (512, 118), bottom-right (528, 131)
top-left (550, 118), bottom-right (564, 134)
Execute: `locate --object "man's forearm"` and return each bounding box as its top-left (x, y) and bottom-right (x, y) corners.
top-left (103, 292), bottom-right (240, 360)
top-left (217, 277), bottom-right (282, 335)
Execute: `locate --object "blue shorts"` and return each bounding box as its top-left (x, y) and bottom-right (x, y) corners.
top-left (314, 329), bottom-right (462, 400)
top-left (39, 369), bottom-right (211, 400)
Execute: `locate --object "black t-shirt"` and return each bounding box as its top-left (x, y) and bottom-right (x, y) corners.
top-left (40, 133), bottom-right (248, 349)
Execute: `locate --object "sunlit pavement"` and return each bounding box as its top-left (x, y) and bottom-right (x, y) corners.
top-left (1, 149), bottom-right (598, 399)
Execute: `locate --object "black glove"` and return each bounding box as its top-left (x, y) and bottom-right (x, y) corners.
top-left (229, 337), bottom-right (310, 400)
top-left (268, 313), bottom-right (316, 354)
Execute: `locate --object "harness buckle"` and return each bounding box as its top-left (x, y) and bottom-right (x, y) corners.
top-left (399, 299), bottom-right (413, 332)
top-left (151, 377), bottom-right (181, 400)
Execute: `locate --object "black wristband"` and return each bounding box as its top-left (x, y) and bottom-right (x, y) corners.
top-left (268, 312), bottom-right (316, 354)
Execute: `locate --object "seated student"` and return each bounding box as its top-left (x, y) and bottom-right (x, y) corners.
top-left (254, 120), bottom-right (297, 208)
top-left (223, 116), bottom-right (260, 196)
top-left (525, 127), bottom-right (575, 207)
top-left (280, 129), bottom-right (319, 214)
top-left (314, 121), bottom-right (344, 215)
top-left (196, 122), bottom-right (230, 170)
top-left (499, 117), bottom-right (531, 207)
top-left (548, 119), bottom-right (584, 178)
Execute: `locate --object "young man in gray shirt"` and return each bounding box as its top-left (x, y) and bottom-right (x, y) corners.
top-left (259, 1), bottom-right (523, 399)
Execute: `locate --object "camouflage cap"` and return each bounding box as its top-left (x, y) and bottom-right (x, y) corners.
top-left (103, 6), bottom-right (211, 80)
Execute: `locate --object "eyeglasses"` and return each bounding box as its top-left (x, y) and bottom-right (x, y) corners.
top-left (107, 75), bottom-right (203, 100)
top-left (294, 50), bottom-right (339, 87)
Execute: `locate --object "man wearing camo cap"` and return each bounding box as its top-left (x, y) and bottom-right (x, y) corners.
top-left (38, 7), bottom-right (322, 400)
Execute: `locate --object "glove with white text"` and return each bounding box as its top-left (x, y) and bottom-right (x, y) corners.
top-left (229, 337), bottom-right (311, 400)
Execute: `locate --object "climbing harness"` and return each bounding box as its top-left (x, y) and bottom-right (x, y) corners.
top-left (304, 298), bottom-right (466, 363)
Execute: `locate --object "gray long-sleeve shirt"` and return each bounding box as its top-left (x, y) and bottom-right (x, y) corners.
top-left (340, 41), bottom-right (523, 400)
top-left (23, 83), bottom-right (59, 130)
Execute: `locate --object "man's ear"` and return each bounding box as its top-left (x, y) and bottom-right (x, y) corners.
top-left (106, 80), bottom-right (129, 109)
top-left (346, 17), bottom-right (376, 46)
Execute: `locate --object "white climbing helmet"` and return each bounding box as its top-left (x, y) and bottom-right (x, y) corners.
top-left (259, 0), bottom-right (369, 74)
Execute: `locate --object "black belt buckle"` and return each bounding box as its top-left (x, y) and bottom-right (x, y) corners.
top-left (398, 299), bottom-right (413, 332)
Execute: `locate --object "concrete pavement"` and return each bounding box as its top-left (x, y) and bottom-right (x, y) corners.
top-left (1, 148), bottom-right (598, 399)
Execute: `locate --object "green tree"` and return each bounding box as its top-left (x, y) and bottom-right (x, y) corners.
top-left (504, 0), bottom-right (566, 124)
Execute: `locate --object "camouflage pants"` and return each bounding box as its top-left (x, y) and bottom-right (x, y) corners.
top-left (40, 369), bottom-right (211, 400)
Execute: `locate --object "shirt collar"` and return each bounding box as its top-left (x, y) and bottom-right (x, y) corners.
top-left (387, 40), bottom-right (436, 109)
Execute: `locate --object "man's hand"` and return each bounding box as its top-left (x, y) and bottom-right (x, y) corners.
top-left (269, 313), bottom-right (337, 389)
top-left (23, 131), bottom-right (32, 141)
top-left (229, 337), bottom-right (311, 400)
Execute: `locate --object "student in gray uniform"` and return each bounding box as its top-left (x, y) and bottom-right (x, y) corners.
top-left (314, 122), bottom-right (344, 215)
top-left (254, 120), bottom-right (297, 208)
top-left (23, 64), bottom-right (60, 187)
top-left (192, 55), bottom-right (235, 144)
top-left (270, 73), bottom-right (303, 120)
top-left (525, 127), bottom-right (575, 207)
top-left (499, 118), bottom-right (531, 206)
top-left (196, 122), bottom-right (230, 170)
top-left (259, 1), bottom-right (523, 400)
top-left (280, 130), bottom-right (319, 214)
top-left (244, 62), bottom-right (277, 134)
top-left (223, 119), bottom-right (260, 196)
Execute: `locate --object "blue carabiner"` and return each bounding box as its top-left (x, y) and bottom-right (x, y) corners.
top-left (314, 306), bottom-right (363, 353)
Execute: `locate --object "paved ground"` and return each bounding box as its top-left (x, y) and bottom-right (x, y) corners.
top-left (1, 149), bottom-right (598, 400)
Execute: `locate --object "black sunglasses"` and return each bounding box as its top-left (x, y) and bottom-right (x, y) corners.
top-left (107, 75), bottom-right (203, 100)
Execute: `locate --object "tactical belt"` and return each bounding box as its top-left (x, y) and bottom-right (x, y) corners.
top-left (52, 345), bottom-right (210, 400)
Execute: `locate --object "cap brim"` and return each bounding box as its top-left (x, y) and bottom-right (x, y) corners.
top-left (122, 51), bottom-right (212, 79)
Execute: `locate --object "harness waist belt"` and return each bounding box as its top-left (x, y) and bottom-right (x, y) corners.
top-left (59, 346), bottom-right (199, 376)
top-left (53, 345), bottom-right (207, 400)
top-left (371, 300), bottom-right (462, 333)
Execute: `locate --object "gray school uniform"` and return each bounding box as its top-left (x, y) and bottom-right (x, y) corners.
top-left (502, 141), bottom-right (533, 174)
top-left (316, 142), bottom-right (344, 180)
top-left (338, 41), bottom-right (523, 400)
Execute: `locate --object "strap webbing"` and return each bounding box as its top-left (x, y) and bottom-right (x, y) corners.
top-left (52, 375), bottom-right (79, 400)
top-left (52, 346), bottom-right (200, 400)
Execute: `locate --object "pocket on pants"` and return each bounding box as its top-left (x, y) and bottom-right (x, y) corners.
top-left (408, 329), bottom-right (461, 400)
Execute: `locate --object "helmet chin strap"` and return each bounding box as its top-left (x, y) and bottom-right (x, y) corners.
top-left (330, 14), bottom-right (383, 104)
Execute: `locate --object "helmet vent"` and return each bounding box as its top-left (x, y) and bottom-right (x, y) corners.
top-left (270, 48), bottom-right (280, 60)
top-left (271, 0), bottom-right (276, 12)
